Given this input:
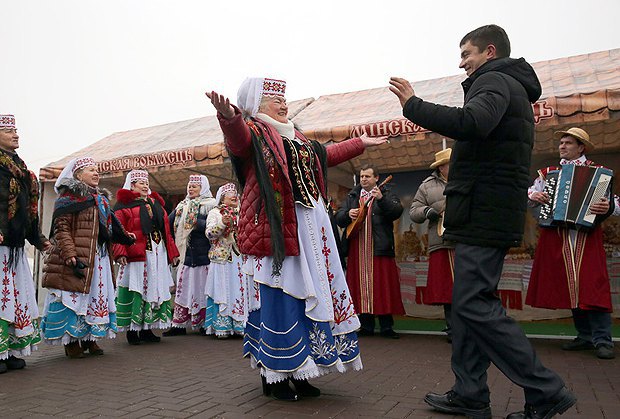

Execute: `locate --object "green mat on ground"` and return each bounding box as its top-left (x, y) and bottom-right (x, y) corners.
top-left (393, 317), bottom-right (620, 338)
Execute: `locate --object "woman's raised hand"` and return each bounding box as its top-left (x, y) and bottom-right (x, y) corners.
top-left (205, 91), bottom-right (235, 119)
top-left (359, 132), bottom-right (390, 148)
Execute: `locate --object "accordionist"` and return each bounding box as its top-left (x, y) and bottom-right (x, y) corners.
top-left (525, 127), bottom-right (618, 360)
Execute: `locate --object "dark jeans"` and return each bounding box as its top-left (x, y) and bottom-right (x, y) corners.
top-left (450, 243), bottom-right (564, 405)
top-left (359, 314), bottom-right (394, 332)
top-left (444, 304), bottom-right (452, 336)
top-left (572, 308), bottom-right (613, 347)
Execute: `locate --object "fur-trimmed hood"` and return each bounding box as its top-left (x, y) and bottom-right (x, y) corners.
top-left (116, 188), bottom-right (165, 206)
top-left (56, 177), bottom-right (111, 199)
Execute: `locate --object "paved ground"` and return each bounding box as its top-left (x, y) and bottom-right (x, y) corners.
top-left (0, 331), bottom-right (617, 418)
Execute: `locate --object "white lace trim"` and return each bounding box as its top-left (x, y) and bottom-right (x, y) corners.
top-left (43, 330), bottom-right (116, 346)
top-left (117, 320), bottom-right (171, 332)
top-left (249, 354), bottom-right (363, 384)
top-left (0, 345), bottom-right (38, 360)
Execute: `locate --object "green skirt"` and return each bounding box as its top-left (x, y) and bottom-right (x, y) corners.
top-left (116, 287), bottom-right (172, 331)
top-left (0, 318), bottom-right (41, 358)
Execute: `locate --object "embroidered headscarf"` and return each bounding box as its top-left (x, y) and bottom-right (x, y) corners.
top-left (215, 182), bottom-right (238, 205)
top-left (0, 114), bottom-right (16, 129)
top-left (237, 77), bottom-right (286, 117)
top-left (187, 174), bottom-right (213, 199)
top-left (122, 169), bottom-right (150, 193)
top-left (54, 156), bottom-right (96, 193)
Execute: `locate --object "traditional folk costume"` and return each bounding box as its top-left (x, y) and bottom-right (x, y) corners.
top-left (0, 114), bottom-right (47, 369)
top-left (410, 149), bottom-right (455, 338)
top-left (204, 183), bottom-right (255, 337)
top-left (336, 179), bottom-right (405, 336)
top-left (41, 157), bottom-right (134, 356)
top-left (217, 78), bottom-right (363, 390)
top-left (167, 175), bottom-right (216, 333)
top-left (112, 170), bottom-right (179, 340)
top-left (526, 152), bottom-right (616, 350)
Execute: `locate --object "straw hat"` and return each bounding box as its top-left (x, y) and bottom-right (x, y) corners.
top-left (430, 148), bottom-right (452, 169)
top-left (554, 127), bottom-right (594, 151)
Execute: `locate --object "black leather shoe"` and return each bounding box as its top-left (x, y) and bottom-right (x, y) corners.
top-left (424, 391), bottom-right (491, 419)
top-left (126, 330), bottom-right (141, 345)
top-left (162, 327), bottom-right (186, 337)
top-left (139, 329), bottom-right (161, 343)
top-left (291, 378), bottom-right (321, 397)
top-left (595, 344), bottom-right (615, 359)
top-left (357, 328), bottom-right (374, 337)
top-left (506, 387), bottom-right (576, 419)
top-left (261, 377), bottom-right (298, 401)
top-left (5, 355), bottom-right (26, 370)
top-left (561, 337), bottom-right (594, 351)
top-left (0, 361), bottom-right (7, 374)
top-left (380, 329), bottom-right (400, 339)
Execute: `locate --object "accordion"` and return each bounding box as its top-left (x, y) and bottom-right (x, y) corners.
top-left (538, 164), bottom-right (613, 229)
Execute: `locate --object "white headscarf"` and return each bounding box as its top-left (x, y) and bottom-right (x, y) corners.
top-left (54, 157), bottom-right (96, 193)
top-left (215, 183), bottom-right (238, 206)
top-left (187, 174), bottom-right (213, 198)
top-left (122, 169), bottom-right (151, 194)
top-left (236, 77), bottom-right (286, 117)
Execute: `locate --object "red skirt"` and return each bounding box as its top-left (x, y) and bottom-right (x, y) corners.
top-left (420, 248), bottom-right (454, 305)
top-left (526, 227), bottom-right (612, 312)
top-left (346, 253), bottom-right (405, 316)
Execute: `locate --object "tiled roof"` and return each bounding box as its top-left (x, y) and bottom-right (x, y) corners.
top-left (296, 49), bottom-right (620, 138)
top-left (39, 98), bottom-right (314, 185)
top-left (40, 49), bottom-right (620, 194)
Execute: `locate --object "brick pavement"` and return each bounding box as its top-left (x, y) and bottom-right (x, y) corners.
top-left (0, 332), bottom-right (617, 418)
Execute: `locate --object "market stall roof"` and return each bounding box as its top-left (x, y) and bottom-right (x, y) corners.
top-left (40, 48), bottom-right (620, 194)
top-left (39, 99), bottom-right (314, 194)
top-left (295, 48), bottom-right (620, 174)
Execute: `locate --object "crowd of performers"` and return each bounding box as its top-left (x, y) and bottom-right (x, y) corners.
top-left (0, 71), bottom-right (616, 407)
top-left (0, 76), bottom-right (387, 398)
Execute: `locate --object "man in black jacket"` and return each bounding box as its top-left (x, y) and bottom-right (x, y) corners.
top-left (390, 25), bottom-right (576, 419)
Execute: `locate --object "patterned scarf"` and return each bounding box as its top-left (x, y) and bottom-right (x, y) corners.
top-left (0, 149), bottom-right (40, 266)
top-left (51, 183), bottom-right (113, 243)
top-left (173, 195), bottom-right (215, 262)
top-left (114, 197), bottom-right (165, 239)
top-left (218, 204), bottom-right (239, 240)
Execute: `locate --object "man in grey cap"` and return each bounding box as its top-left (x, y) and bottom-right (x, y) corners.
top-left (527, 126), bottom-right (616, 360)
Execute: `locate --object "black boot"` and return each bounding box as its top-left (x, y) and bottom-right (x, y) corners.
top-left (126, 330), bottom-right (141, 345)
top-left (291, 378), bottom-right (321, 397)
top-left (5, 355), bottom-right (26, 369)
top-left (261, 376), bottom-right (298, 401)
top-left (139, 329), bottom-right (161, 343)
top-left (162, 327), bottom-right (186, 337)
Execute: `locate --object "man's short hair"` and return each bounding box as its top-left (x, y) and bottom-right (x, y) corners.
top-left (460, 24), bottom-right (511, 58)
top-left (360, 164), bottom-right (379, 177)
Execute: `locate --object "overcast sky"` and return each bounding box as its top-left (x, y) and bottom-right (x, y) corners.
top-left (2, 0), bottom-right (619, 174)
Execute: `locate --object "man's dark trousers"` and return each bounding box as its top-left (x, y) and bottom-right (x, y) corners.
top-left (450, 243), bottom-right (564, 405)
top-left (572, 308), bottom-right (613, 347)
